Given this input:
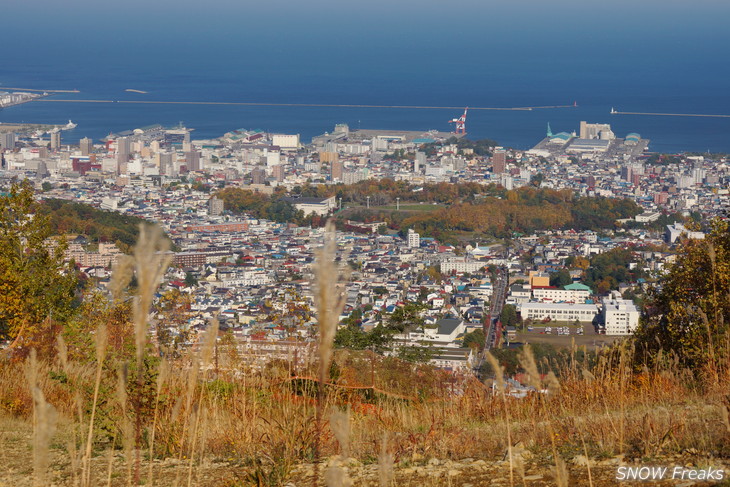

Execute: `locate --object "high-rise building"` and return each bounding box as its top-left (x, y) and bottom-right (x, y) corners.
top-left (251, 168), bottom-right (266, 185)
top-left (208, 196), bottom-right (224, 216)
top-left (320, 151), bottom-right (339, 163)
top-left (654, 192), bottom-right (669, 205)
top-left (330, 161), bottom-right (343, 181)
top-left (692, 167), bottom-right (706, 185)
top-left (37, 160), bottom-right (49, 178)
top-left (620, 166), bottom-right (633, 182)
top-left (265, 150), bottom-right (280, 167)
top-left (185, 151), bottom-right (201, 172)
top-left (50, 131), bottom-right (61, 150)
top-left (159, 151), bottom-right (173, 175)
top-left (415, 151), bottom-right (426, 173)
top-left (601, 291), bottom-right (640, 335)
top-left (0, 132), bottom-right (15, 150)
top-left (272, 164), bottom-right (284, 182)
top-left (80, 137), bottom-right (93, 156)
top-left (407, 229), bottom-right (420, 248)
top-left (492, 150), bottom-right (506, 174)
top-left (116, 137), bottom-right (130, 165)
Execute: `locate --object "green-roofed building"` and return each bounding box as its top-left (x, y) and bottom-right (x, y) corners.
top-left (564, 282), bottom-right (592, 292)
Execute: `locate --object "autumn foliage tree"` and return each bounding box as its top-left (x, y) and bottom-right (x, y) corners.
top-left (399, 188), bottom-right (641, 240)
top-left (0, 181), bottom-right (78, 351)
top-left (633, 220), bottom-right (730, 378)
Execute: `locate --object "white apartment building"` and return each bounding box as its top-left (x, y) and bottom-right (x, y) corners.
top-left (219, 269), bottom-right (272, 287)
top-left (396, 318), bottom-right (466, 348)
top-left (601, 291), bottom-right (640, 335)
top-left (532, 287), bottom-right (590, 303)
top-left (520, 303), bottom-right (599, 323)
top-left (407, 228), bottom-right (420, 248)
top-left (665, 223), bottom-right (705, 244)
top-left (440, 258), bottom-right (484, 274)
top-left (271, 134), bottom-right (300, 150)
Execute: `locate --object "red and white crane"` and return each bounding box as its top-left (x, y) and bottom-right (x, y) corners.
top-left (449, 107), bottom-right (468, 135)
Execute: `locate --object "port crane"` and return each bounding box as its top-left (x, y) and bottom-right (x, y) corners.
top-left (449, 107), bottom-right (468, 134)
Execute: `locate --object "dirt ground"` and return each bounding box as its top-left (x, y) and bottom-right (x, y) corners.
top-left (1, 416), bottom-right (726, 486)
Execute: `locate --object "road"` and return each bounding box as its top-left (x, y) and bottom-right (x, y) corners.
top-left (473, 267), bottom-right (508, 376)
top-left (485, 267), bottom-right (509, 350)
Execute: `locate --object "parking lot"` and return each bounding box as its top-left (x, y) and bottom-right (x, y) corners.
top-left (514, 323), bottom-right (623, 349)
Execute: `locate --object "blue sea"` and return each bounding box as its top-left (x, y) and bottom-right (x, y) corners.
top-left (2, 0), bottom-right (729, 153)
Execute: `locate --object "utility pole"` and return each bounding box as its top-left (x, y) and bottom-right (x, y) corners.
top-left (370, 346), bottom-right (375, 389)
top-left (396, 197), bottom-right (400, 211)
top-left (366, 196), bottom-right (370, 209)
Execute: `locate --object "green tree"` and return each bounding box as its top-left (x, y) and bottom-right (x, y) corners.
top-left (530, 173), bottom-right (544, 188)
top-left (184, 271), bottom-right (198, 287)
top-left (500, 304), bottom-right (520, 328)
top-left (583, 248), bottom-right (642, 293)
top-left (333, 324), bottom-right (393, 352)
top-left (462, 328), bottom-right (486, 351)
top-left (397, 345), bottom-right (434, 363)
top-left (549, 268), bottom-right (572, 288)
top-left (387, 302), bottom-right (426, 333)
top-left (0, 181), bottom-right (78, 349)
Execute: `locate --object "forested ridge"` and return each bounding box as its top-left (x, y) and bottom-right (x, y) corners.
top-left (398, 187), bottom-right (641, 240)
top-left (218, 181), bottom-right (641, 240)
top-left (39, 199), bottom-right (152, 252)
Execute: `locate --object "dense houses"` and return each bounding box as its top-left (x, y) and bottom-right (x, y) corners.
top-left (1, 118), bottom-right (719, 371)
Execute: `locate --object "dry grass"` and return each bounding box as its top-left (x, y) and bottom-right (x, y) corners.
top-left (2, 343), bottom-right (730, 485)
top-left (0, 223), bottom-right (729, 485)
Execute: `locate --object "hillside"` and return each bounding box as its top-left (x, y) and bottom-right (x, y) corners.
top-left (39, 199), bottom-right (155, 252)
